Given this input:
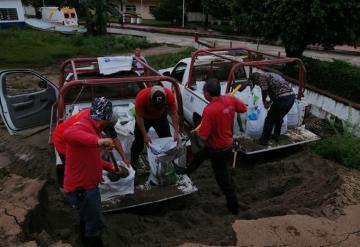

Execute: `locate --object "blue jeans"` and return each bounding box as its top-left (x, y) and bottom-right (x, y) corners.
top-left (261, 94), bottom-right (295, 142)
top-left (65, 187), bottom-right (104, 238)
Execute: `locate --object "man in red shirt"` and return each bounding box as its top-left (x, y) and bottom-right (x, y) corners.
top-left (63, 97), bottom-right (123, 247)
top-left (130, 85), bottom-right (179, 170)
top-left (53, 109), bottom-right (130, 188)
top-left (186, 78), bottom-right (247, 215)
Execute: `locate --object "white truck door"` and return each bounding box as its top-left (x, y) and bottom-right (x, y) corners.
top-left (0, 70), bottom-right (58, 135)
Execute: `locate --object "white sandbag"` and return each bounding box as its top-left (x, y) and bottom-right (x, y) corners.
top-left (245, 105), bottom-right (267, 139)
top-left (147, 137), bottom-right (180, 186)
top-left (233, 85), bottom-right (263, 136)
top-left (100, 164), bottom-right (135, 201)
top-left (278, 114), bottom-right (288, 135)
top-left (251, 85), bottom-right (265, 109)
top-left (113, 104), bottom-right (136, 158)
top-left (97, 56), bottom-right (133, 75)
top-left (297, 100), bottom-right (306, 126)
top-left (287, 101), bottom-right (299, 128)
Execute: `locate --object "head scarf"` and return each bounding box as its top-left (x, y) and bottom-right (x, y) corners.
top-left (90, 97), bottom-right (113, 121)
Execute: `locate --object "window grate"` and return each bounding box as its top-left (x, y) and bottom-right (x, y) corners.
top-left (0, 8), bottom-right (19, 21)
top-left (125, 5), bottom-right (136, 12)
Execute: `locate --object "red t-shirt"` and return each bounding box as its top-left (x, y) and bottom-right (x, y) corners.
top-left (63, 116), bottom-right (114, 192)
top-left (198, 96), bottom-right (247, 149)
top-left (52, 109), bottom-right (90, 154)
top-left (135, 87), bottom-right (177, 120)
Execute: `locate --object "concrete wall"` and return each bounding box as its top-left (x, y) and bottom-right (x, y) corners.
top-left (123, 0), bottom-right (158, 20)
top-left (187, 11), bottom-right (230, 25)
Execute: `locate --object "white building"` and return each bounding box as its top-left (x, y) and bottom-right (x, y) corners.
top-left (0, 0), bottom-right (25, 28)
top-left (122, 0), bottom-right (159, 20)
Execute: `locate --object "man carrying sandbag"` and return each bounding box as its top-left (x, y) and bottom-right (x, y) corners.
top-left (249, 72), bottom-right (295, 146)
top-left (184, 78), bottom-right (247, 215)
top-left (130, 85), bottom-right (180, 170)
top-left (53, 105), bottom-right (130, 188)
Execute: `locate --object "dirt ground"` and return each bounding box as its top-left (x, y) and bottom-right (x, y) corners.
top-left (1, 46), bottom-right (360, 247)
top-left (1, 120), bottom-right (360, 247)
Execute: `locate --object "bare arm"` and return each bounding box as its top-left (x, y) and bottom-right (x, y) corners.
top-left (136, 114), bottom-right (151, 145)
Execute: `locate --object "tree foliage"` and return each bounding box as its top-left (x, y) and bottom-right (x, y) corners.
top-left (228, 0), bottom-right (360, 57)
top-left (152, 0), bottom-right (183, 24)
top-left (202, 0), bottom-right (229, 19)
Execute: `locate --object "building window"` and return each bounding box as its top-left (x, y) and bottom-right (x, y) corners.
top-left (0, 8), bottom-right (19, 21)
top-left (149, 6), bottom-right (156, 15)
top-left (125, 5), bottom-right (136, 12)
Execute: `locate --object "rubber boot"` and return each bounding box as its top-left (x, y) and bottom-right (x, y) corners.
top-left (226, 196), bottom-right (239, 215)
top-left (85, 236), bottom-right (104, 247)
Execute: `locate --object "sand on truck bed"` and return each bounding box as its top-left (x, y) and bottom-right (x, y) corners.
top-left (0, 120), bottom-right (360, 247)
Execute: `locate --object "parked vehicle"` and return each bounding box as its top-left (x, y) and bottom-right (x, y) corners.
top-left (160, 47), bottom-right (319, 154)
top-left (0, 57), bottom-right (196, 212)
top-left (25, 6), bottom-right (86, 34)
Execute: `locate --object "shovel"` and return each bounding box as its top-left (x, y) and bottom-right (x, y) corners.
top-left (107, 150), bottom-right (129, 182)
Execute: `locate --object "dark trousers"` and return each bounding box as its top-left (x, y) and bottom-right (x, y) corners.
top-left (130, 115), bottom-right (171, 167)
top-left (260, 94), bottom-right (295, 142)
top-left (65, 187), bottom-right (104, 243)
top-left (187, 146), bottom-right (238, 214)
top-left (57, 152), bottom-right (66, 188)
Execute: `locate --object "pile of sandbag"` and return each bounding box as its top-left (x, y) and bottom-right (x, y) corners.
top-left (233, 85), bottom-right (305, 140)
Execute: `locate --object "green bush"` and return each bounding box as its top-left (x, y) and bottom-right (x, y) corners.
top-left (0, 29), bottom-right (150, 67)
top-left (314, 124), bottom-right (360, 169)
top-left (146, 47), bottom-right (196, 70)
top-left (282, 58), bottom-right (360, 103)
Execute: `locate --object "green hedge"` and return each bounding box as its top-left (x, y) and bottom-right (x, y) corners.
top-left (282, 58), bottom-right (360, 103)
top-left (314, 126), bottom-right (360, 169)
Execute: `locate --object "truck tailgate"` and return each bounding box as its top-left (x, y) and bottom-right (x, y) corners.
top-left (101, 174), bottom-right (197, 213)
top-left (237, 127), bottom-right (320, 155)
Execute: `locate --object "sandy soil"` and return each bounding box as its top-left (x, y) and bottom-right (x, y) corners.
top-left (0, 46), bottom-right (359, 246)
top-left (1, 117), bottom-right (360, 247)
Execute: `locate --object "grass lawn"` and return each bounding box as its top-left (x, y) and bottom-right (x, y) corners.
top-left (142, 19), bottom-right (172, 27)
top-left (0, 28), bottom-right (150, 67)
top-left (146, 47), bottom-right (195, 70)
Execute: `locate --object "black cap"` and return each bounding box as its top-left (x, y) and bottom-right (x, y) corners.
top-left (150, 86), bottom-right (166, 106)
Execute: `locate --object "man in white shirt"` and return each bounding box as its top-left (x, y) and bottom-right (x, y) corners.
top-left (132, 48), bottom-right (147, 74)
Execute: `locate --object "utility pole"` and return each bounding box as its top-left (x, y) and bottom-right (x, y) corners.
top-left (140, 0), bottom-right (143, 18)
top-left (182, 0), bottom-right (185, 27)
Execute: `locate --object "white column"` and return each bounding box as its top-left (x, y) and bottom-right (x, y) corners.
top-left (182, 0), bottom-right (185, 27)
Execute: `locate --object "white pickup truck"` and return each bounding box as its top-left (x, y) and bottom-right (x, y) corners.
top-left (0, 57), bottom-right (197, 212)
top-left (160, 47), bottom-right (319, 154)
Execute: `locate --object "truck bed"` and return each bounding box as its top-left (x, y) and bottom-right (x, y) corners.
top-left (237, 127), bottom-right (320, 154)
